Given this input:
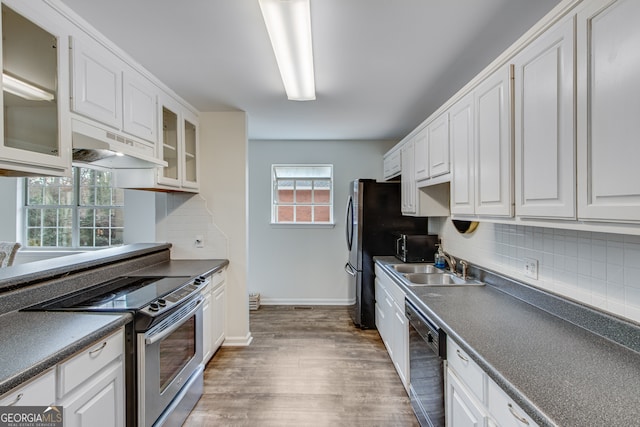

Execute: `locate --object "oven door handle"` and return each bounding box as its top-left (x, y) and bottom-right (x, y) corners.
top-left (145, 296), bottom-right (203, 345)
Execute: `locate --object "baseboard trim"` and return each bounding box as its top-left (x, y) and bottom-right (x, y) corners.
top-left (222, 332), bottom-right (253, 347)
top-left (259, 298), bottom-right (354, 306)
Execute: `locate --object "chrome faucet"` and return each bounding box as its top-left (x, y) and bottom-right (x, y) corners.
top-left (442, 252), bottom-right (457, 275)
top-left (459, 260), bottom-right (468, 280)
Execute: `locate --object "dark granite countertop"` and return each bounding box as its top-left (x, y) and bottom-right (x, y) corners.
top-left (0, 311), bottom-right (130, 395)
top-left (375, 256), bottom-right (640, 427)
top-left (0, 243), bottom-right (171, 293)
top-left (128, 258), bottom-right (228, 278)
top-left (0, 246), bottom-right (228, 397)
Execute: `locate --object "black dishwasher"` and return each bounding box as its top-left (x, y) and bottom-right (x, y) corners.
top-left (405, 300), bottom-right (447, 427)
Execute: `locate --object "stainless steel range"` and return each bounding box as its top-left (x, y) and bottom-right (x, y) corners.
top-left (25, 274), bottom-right (210, 427)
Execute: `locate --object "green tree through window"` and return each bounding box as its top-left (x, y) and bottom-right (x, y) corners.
top-left (25, 167), bottom-right (124, 248)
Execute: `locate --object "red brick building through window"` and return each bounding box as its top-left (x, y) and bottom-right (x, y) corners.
top-left (272, 165), bottom-right (333, 224)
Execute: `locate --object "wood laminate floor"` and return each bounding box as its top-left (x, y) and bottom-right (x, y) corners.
top-left (182, 305), bottom-right (419, 427)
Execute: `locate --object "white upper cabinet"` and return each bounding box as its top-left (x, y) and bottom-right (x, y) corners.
top-left (383, 146), bottom-right (401, 180)
top-left (71, 35), bottom-right (158, 146)
top-left (514, 15), bottom-right (576, 219)
top-left (428, 112), bottom-right (450, 178)
top-left (415, 113), bottom-right (452, 187)
top-left (450, 92), bottom-right (475, 216)
top-left (401, 139), bottom-right (417, 215)
top-left (181, 108), bottom-right (199, 189)
top-left (70, 36), bottom-right (122, 130)
top-left (156, 92), bottom-right (199, 191)
top-left (122, 66), bottom-right (157, 143)
top-left (474, 64), bottom-right (514, 217)
top-left (0, 1), bottom-right (71, 176)
top-left (414, 128), bottom-right (429, 182)
top-left (577, 0), bottom-right (640, 223)
top-left (158, 94), bottom-right (180, 187)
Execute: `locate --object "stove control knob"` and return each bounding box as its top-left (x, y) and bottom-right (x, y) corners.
top-left (157, 298), bottom-right (167, 307)
top-left (149, 302), bottom-right (160, 312)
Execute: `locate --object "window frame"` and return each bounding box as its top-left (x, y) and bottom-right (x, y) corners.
top-left (270, 164), bottom-right (335, 228)
top-left (22, 166), bottom-right (125, 249)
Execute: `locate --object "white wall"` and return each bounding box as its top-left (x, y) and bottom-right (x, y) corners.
top-left (248, 139), bottom-right (396, 304)
top-left (199, 112), bottom-right (251, 345)
top-left (435, 218), bottom-right (640, 324)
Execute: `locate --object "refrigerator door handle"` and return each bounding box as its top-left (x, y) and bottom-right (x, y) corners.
top-left (345, 195), bottom-right (354, 250)
top-left (344, 262), bottom-right (357, 277)
top-left (396, 236), bottom-right (404, 259)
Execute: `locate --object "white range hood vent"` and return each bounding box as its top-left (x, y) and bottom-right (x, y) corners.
top-left (71, 119), bottom-right (167, 169)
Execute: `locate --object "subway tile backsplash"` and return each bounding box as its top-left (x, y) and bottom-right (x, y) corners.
top-left (436, 219), bottom-right (640, 324)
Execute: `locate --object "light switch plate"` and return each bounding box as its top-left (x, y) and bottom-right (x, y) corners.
top-left (523, 257), bottom-right (538, 279)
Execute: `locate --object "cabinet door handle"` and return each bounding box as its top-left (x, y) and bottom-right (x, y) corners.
top-left (456, 349), bottom-right (469, 362)
top-left (508, 403), bottom-right (530, 425)
top-left (7, 393), bottom-right (23, 406)
top-left (89, 341), bottom-right (107, 356)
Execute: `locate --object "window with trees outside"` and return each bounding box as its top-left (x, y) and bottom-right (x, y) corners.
top-left (24, 167), bottom-right (124, 248)
top-left (271, 165), bottom-right (333, 225)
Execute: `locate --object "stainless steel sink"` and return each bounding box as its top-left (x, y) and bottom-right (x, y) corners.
top-left (392, 264), bottom-right (443, 274)
top-left (403, 273), bottom-right (484, 286)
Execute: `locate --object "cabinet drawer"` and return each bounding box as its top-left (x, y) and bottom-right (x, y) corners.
top-left (487, 377), bottom-right (539, 427)
top-left (57, 329), bottom-right (124, 398)
top-left (210, 269), bottom-right (225, 289)
top-left (0, 368), bottom-right (55, 407)
top-left (386, 278), bottom-right (405, 307)
top-left (375, 265), bottom-right (405, 305)
top-left (447, 337), bottom-right (485, 403)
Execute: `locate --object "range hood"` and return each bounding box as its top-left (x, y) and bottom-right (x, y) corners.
top-left (71, 119), bottom-right (167, 169)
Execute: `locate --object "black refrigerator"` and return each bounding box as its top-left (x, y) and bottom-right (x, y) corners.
top-left (345, 179), bottom-right (429, 329)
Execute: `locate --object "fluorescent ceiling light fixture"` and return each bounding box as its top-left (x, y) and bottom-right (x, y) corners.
top-left (3, 73), bottom-right (54, 101)
top-left (259, 0), bottom-right (316, 101)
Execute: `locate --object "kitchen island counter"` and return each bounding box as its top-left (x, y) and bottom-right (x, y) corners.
top-left (0, 243), bottom-right (228, 398)
top-left (375, 256), bottom-right (640, 427)
top-left (0, 310), bottom-right (130, 395)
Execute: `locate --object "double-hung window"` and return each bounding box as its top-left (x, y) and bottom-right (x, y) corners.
top-left (24, 167), bottom-right (124, 248)
top-left (271, 164), bottom-right (333, 225)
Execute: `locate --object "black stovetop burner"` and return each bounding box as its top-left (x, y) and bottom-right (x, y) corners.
top-left (26, 275), bottom-right (192, 312)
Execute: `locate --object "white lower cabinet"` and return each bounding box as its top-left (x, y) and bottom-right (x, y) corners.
top-left (487, 379), bottom-right (538, 427)
top-left (57, 328), bottom-right (125, 427)
top-left (446, 336), bottom-right (539, 427)
top-left (58, 361), bottom-right (124, 427)
top-left (203, 270), bottom-right (227, 364)
top-left (374, 264), bottom-right (409, 391)
top-left (0, 368), bottom-right (56, 407)
top-left (0, 327), bottom-right (125, 427)
top-left (446, 369), bottom-right (486, 427)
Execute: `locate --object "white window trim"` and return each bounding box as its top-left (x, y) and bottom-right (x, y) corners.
top-left (270, 164), bottom-right (335, 227)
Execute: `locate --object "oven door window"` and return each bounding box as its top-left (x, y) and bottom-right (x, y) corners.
top-left (159, 315), bottom-right (196, 392)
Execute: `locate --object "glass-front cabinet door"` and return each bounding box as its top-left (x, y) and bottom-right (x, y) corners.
top-left (182, 111), bottom-right (199, 189)
top-left (0, 2), bottom-right (70, 176)
top-left (157, 92), bottom-right (199, 191)
top-left (160, 105), bottom-right (179, 185)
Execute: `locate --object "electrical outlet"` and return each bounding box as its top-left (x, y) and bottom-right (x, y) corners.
top-left (195, 235), bottom-right (204, 248)
top-left (523, 257), bottom-right (538, 279)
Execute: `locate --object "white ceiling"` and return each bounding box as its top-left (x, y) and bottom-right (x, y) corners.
top-left (59, 0), bottom-right (561, 141)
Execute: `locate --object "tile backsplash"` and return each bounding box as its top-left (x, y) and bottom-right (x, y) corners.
top-left (156, 193), bottom-right (228, 260)
top-left (434, 218), bottom-right (640, 324)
